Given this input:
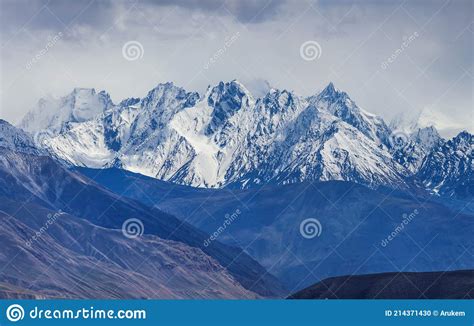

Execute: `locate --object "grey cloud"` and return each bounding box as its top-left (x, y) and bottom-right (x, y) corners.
top-left (138, 0), bottom-right (286, 23)
top-left (0, 0), bottom-right (286, 35)
top-left (0, 0), bottom-right (471, 137)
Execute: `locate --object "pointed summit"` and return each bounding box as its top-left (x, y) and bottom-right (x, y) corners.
top-left (207, 80), bottom-right (253, 101)
top-left (0, 119), bottom-right (40, 154)
top-left (141, 82), bottom-right (199, 112)
top-left (205, 80), bottom-right (255, 135)
top-left (318, 82), bottom-right (345, 100)
top-left (324, 82), bottom-right (336, 93)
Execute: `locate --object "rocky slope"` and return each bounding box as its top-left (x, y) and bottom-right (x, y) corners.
top-left (416, 131), bottom-right (473, 198)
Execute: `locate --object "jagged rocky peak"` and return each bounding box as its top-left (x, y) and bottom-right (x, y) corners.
top-left (119, 97), bottom-right (141, 107)
top-left (411, 126), bottom-right (442, 148)
top-left (310, 82), bottom-right (357, 113)
top-left (390, 125), bottom-right (444, 174)
top-left (207, 80), bottom-right (254, 107)
top-left (416, 130), bottom-right (473, 198)
top-left (451, 130), bottom-right (473, 146)
top-left (260, 88), bottom-right (299, 114)
top-left (310, 82), bottom-right (391, 145)
top-left (142, 82), bottom-right (199, 111)
top-left (205, 80), bottom-right (254, 135)
top-left (311, 82), bottom-right (350, 110)
top-left (317, 82), bottom-right (346, 101)
top-left (17, 79), bottom-right (471, 194)
top-left (0, 119), bottom-right (40, 154)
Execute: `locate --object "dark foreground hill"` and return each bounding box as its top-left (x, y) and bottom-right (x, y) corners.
top-left (288, 270), bottom-right (474, 299)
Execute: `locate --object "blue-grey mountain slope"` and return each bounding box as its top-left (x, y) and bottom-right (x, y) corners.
top-left (79, 167), bottom-right (474, 291)
top-left (0, 198), bottom-right (257, 299)
top-left (0, 120), bottom-right (285, 298)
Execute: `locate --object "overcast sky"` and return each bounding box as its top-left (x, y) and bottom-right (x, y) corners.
top-left (0, 0), bottom-right (472, 137)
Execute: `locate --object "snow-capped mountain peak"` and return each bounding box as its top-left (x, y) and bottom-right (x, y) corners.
top-left (0, 119), bottom-right (42, 155)
top-left (19, 87), bottom-right (113, 134)
top-left (310, 82), bottom-right (391, 146)
top-left (205, 80), bottom-right (254, 135)
top-left (412, 126), bottom-right (442, 149)
top-left (391, 125), bottom-right (443, 173)
top-left (416, 131), bottom-right (473, 197)
top-left (19, 80), bottom-right (465, 191)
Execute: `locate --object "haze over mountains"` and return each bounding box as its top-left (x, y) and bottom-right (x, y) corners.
top-left (0, 80), bottom-right (472, 299)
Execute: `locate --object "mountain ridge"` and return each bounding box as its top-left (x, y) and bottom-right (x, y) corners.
top-left (15, 80), bottom-right (472, 199)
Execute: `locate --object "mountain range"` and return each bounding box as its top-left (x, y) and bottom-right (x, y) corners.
top-left (19, 81), bottom-right (472, 197)
top-left (0, 119), bottom-right (284, 298)
top-left (0, 79), bottom-right (472, 299)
